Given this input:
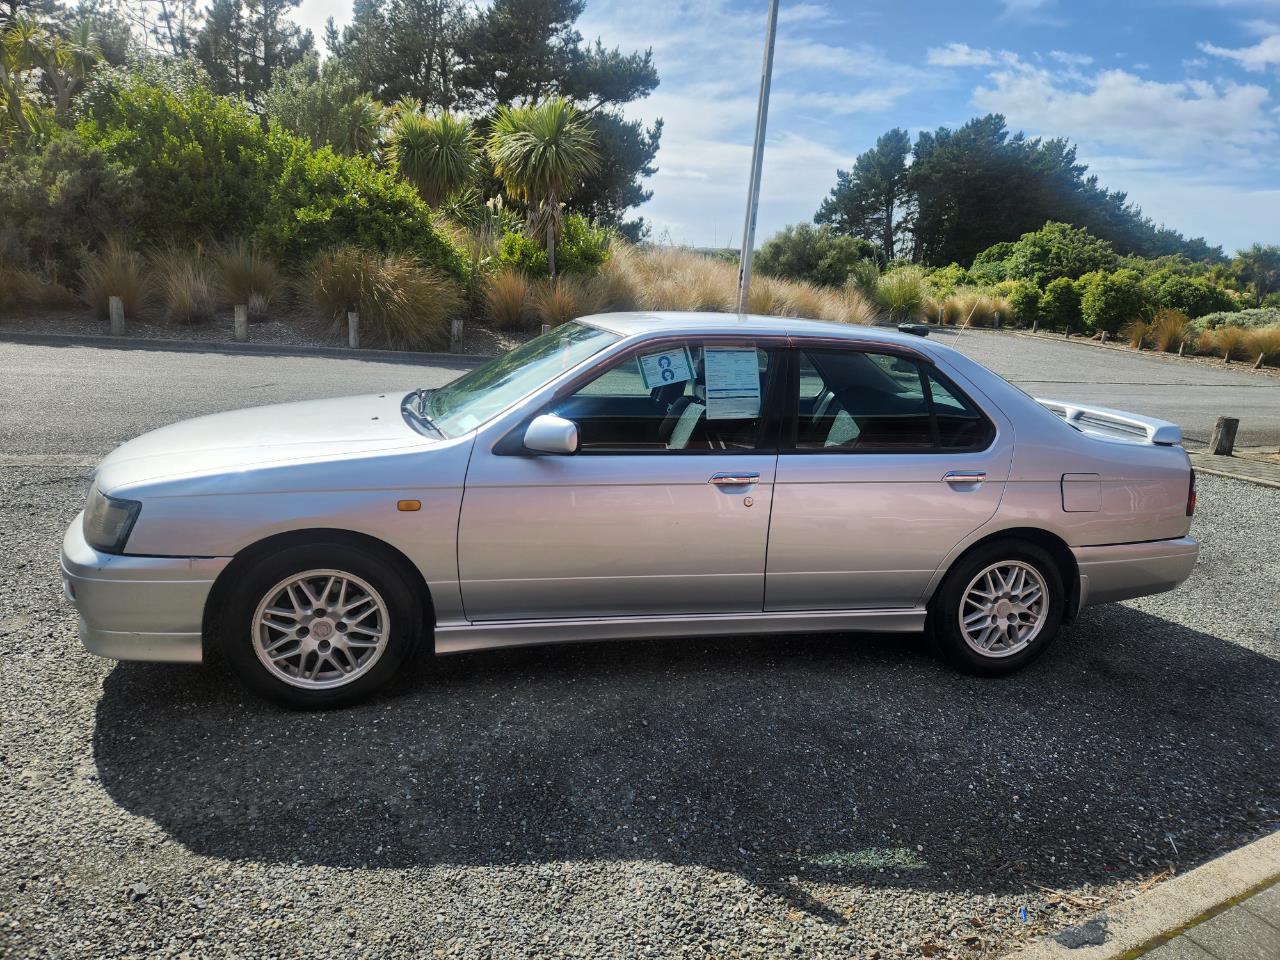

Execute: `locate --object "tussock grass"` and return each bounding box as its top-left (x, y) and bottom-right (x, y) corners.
top-left (1123, 319), bottom-right (1151, 348)
top-left (216, 239), bottom-right (284, 319)
top-left (1248, 325), bottom-right (1280, 364)
top-left (1150, 309), bottom-right (1190, 352)
top-left (484, 268), bottom-right (533, 330)
top-left (151, 243), bottom-right (217, 324)
top-left (0, 262), bottom-right (76, 309)
top-left (933, 289), bottom-right (1008, 328)
top-left (588, 244), bottom-right (875, 325)
top-left (1211, 325), bottom-right (1250, 361)
top-left (875, 266), bottom-right (930, 324)
top-left (79, 236), bottom-right (146, 319)
top-left (308, 245), bottom-right (463, 350)
top-left (532, 276), bottom-right (604, 328)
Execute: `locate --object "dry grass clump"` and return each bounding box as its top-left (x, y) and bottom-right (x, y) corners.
top-left (484, 268), bottom-right (533, 330)
top-left (79, 236), bottom-right (147, 319)
top-left (216, 239), bottom-right (284, 319)
top-left (1211, 324), bottom-right (1250, 361)
top-left (1150, 309), bottom-right (1190, 352)
top-left (1249, 326), bottom-right (1280, 364)
top-left (308, 245), bottom-right (463, 350)
top-left (151, 243), bottom-right (217, 324)
top-left (934, 289), bottom-right (1008, 328)
top-left (532, 276), bottom-right (604, 328)
top-left (0, 262), bottom-right (76, 309)
top-left (1123, 319), bottom-right (1151, 348)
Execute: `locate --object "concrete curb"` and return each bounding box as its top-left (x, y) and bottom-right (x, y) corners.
top-left (0, 330), bottom-right (489, 364)
top-left (1005, 830), bottom-right (1280, 959)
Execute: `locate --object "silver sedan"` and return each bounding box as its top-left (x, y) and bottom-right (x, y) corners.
top-left (62, 313), bottom-right (1199, 707)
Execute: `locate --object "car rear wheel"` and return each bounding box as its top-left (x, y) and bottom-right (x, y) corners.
top-left (927, 539), bottom-right (1064, 675)
top-left (220, 542), bottom-right (423, 707)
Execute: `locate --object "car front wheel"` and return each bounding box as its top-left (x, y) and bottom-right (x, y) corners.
top-left (220, 542), bottom-right (423, 707)
top-left (927, 539), bottom-right (1064, 675)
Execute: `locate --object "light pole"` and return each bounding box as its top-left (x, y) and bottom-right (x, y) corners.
top-left (735, 0), bottom-right (781, 315)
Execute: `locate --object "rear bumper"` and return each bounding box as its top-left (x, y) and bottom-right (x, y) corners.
top-left (1072, 536), bottom-right (1199, 609)
top-left (60, 512), bottom-right (230, 663)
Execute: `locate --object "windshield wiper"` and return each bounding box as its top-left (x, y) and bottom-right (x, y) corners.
top-left (404, 389), bottom-right (443, 437)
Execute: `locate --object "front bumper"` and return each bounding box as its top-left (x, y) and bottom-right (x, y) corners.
top-left (1072, 536), bottom-right (1199, 609)
top-left (60, 512), bottom-right (231, 663)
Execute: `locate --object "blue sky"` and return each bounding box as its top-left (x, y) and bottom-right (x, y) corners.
top-left (295, 0), bottom-right (1280, 255)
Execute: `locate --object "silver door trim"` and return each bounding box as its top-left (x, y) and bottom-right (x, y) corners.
top-left (433, 607), bottom-right (926, 654)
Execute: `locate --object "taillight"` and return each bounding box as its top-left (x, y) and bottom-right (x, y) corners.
top-left (1187, 469), bottom-right (1196, 517)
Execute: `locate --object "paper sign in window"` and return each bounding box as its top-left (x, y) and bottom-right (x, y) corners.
top-left (638, 347), bottom-right (694, 390)
top-left (704, 348), bottom-right (761, 419)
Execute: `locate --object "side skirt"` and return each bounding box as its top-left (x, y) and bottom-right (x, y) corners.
top-left (433, 608), bottom-right (927, 655)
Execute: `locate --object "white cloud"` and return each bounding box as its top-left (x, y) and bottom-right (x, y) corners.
top-left (1050, 50), bottom-right (1094, 67)
top-left (1242, 19), bottom-right (1280, 37)
top-left (927, 43), bottom-right (997, 67)
top-left (1000, 0), bottom-right (1066, 26)
top-left (973, 63), bottom-right (1277, 166)
top-left (1200, 34), bottom-right (1280, 72)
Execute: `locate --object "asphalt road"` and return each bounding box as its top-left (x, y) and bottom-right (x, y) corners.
top-left (0, 333), bottom-right (1278, 959)
top-left (0, 330), bottom-right (1275, 462)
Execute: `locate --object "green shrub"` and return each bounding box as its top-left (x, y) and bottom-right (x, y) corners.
top-left (1079, 269), bottom-right (1148, 335)
top-left (497, 214), bottom-right (610, 278)
top-left (1141, 270), bottom-right (1236, 319)
top-left (969, 241), bottom-right (1015, 284)
top-left (76, 77), bottom-right (465, 277)
top-left (926, 263), bottom-right (975, 298)
top-left (754, 223), bottom-right (878, 287)
top-left (1000, 279), bottom-right (1041, 327)
top-left (1003, 221), bottom-right (1119, 287)
top-left (0, 132), bottom-right (141, 277)
top-left (1190, 307), bottom-right (1280, 333)
top-left (1039, 277), bottom-right (1082, 332)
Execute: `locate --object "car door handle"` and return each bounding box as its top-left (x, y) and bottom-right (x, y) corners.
top-left (708, 472), bottom-right (760, 486)
top-left (943, 470), bottom-right (986, 485)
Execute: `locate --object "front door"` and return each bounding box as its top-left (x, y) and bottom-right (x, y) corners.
top-left (458, 338), bottom-right (784, 621)
top-left (766, 344), bottom-right (1012, 611)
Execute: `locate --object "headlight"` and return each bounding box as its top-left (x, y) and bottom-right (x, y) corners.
top-left (83, 483), bottom-right (141, 554)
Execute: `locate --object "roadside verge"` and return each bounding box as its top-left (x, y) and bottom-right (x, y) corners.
top-left (1005, 830), bottom-right (1280, 959)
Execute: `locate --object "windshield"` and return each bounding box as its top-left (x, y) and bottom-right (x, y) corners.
top-left (421, 321), bottom-right (621, 438)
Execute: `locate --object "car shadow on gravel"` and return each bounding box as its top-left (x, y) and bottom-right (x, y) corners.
top-left (92, 605), bottom-right (1280, 919)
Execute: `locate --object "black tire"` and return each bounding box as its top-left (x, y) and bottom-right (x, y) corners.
top-left (218, 541), bottom-right (424, 708)
top-left (926, 538), bottom-right (1064, 676)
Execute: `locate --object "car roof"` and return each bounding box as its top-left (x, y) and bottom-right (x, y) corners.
top-left (579, 311), bottom-right (943, 353)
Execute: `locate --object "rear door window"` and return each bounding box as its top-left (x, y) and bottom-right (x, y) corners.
top-left (792, 348), bottom-right (993, 452)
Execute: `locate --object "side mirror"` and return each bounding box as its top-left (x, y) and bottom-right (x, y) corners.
top-left (524, 414), bottom-right (580, 455)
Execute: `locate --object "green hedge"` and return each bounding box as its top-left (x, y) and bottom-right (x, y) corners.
top-left (497, 214), bottom-right (611, 277)
top-left (74, 77), bottom-right (464, 276)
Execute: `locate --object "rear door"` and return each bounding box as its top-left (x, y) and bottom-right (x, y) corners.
top-left (765, 343), bottom-right (1013, 611)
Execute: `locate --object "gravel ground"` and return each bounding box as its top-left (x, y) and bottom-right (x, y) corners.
top-left (1, 470), bottom-right (1276, 959)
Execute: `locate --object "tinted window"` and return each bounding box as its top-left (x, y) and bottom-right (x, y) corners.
top-left (794, 349), bottom-right (992, 451)
top-left (553, 343), bottom-right (774, 452)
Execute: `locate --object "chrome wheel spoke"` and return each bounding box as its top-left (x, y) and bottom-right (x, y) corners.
top-left (958, 560), bottom-right (1049, 659)
top-left (253, 568), bottom-right (390, 690)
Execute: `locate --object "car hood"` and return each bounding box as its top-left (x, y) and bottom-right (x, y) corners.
top-left (96, 392), bottom-right (433, 493)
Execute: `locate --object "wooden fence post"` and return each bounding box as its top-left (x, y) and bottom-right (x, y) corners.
top-left (1178, 341), bottom-right (1186, 356)
top-left (1100, 330), bottom-right (1108, 344)
top-left (1255, 353), bottom-right (1265, 369)
top-left (450, 315), bottom-right (464, 352)
top-left (108, 296), bottom-right (125, 336)
top-left (1210, 416), bottom-right (1239, 457)
top-left (347, 311), bottom-right (360, 349)
top-left (233, 304), bottom-right (249, 342)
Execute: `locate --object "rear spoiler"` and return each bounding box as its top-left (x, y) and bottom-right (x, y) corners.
top-left (1036, 398), bottom-right (1182, 446)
